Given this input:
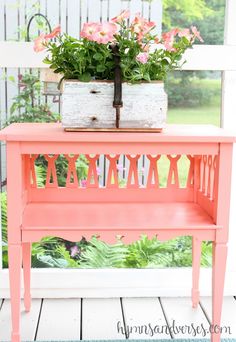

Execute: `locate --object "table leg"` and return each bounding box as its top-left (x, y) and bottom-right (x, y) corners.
top-left (192, 237), bottom-right (201, 308)
top-left (211, 242), bottom-right (227, 342)
top-left (6, 142), bottom-right (23, 342)
top-left (8, 244), bottom-right (22, 342)
top-left (22, 242), bottom-right (31, 312)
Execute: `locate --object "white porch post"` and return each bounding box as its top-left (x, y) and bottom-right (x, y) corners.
top-left (221, 0), bottom-right (236, 290)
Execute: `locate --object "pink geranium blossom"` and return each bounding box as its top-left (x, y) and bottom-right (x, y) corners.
top-left (169, 28), bottom-right (180, 36)
top-left (111, 9), bottom-right (130, 23)
top-left (162, 28), bottom-right (180, 52)
top-left (81, 22), bottom-right (100, 41)
top-left (131, 13), bottom-right (145, 33)
top-left (93, 22), bottom-right (118, 44)
top-left (162, 33), bottom-right (175, 52)
top-left (191, 26), bottom-right (204, 42)
top-left (33, 33), bottom-right (47, 52)
top-left (45, 25), bottom-right (61, 39)
top-left (178, 28), bottom-right (192, 41)
top-left (136, 52), bottom-right (149, 64)
top-left (34, 26), bottom-right (61, 52)
top-left (131, 13), bottom-right (155, 41)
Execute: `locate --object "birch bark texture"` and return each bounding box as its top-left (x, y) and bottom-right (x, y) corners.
top-left (61, 81), bottom-right (167, 130)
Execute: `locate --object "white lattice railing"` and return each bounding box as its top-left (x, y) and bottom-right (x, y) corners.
top-left (0, 0), bottom-right (236, 298)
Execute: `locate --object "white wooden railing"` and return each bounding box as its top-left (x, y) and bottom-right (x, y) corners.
top-left (0, 0), bottom-right (236, 298)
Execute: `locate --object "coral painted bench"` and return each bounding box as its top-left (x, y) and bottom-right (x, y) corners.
top-left (0, 122), bottom-right (235, 342)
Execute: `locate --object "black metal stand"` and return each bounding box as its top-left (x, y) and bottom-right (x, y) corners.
top-left (110, 44), bottom-right (123, 128)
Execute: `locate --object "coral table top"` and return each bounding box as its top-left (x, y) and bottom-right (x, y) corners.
top-left (0, 122), bottom-right (235, 143)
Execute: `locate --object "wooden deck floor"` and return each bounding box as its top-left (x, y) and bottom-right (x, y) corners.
top-left (0, 297), bottom-right (236, 340)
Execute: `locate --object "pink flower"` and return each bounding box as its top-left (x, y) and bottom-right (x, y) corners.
top-left (111, 9), bottom-right (130, 23)
top-left (93, 22), bottom-right (118, 44)
top-left (136, 52), bottom-right (149, 64)
top-left (34, 25), bottom-right (61, 52)
top-left (164, 41), bottom-right (177, 52)
top-left (162, 30), bottom-right (179, 52)
top-left (33, 33), bottom-right (47, 52)
top-left (131, 13), bottom-right (155, 41)
top-left (162, 29), bottom-right (179, 43)
top-left (178, 28), bottom-right (192, 41)
top-left (81, 22), bottom-right (100, 41)
top-left (168, 28), bottom-right (180, 36)
top-left (141, 43), bottom-right (149, 52)
top-left (131, 13), bottom-right (142, 32)
top-left (191, 26), bottom-right (204, 42)
top-left (81, 179), bottom-right (87, 188)
top-left (70, 245), bottom-right (79, 257)
top-left (45, 25), bottom-right (61, 39)
top-left (81, 22), bottom-right (117, 44)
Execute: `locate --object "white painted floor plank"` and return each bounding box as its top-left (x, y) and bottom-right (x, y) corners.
top-left (36, 298), bottom-right (81, 341)
top-left (201, 296), bottom-right (236, 338)
top-left (161, 297), bottom-right (210, 339)
top-left (122, 297), bottom-right (171, 339)
top-left (82, 298), bottom-right (125, 340)
top-left (1, 296), bottom-right (235, 341)
top-left (0, 299), bottom-right (41, 342)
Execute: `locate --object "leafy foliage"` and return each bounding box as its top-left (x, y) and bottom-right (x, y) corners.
top-left (45, 32), bottom-right (192, 83)
top-left (44, 36), bottom-right (115, 81)
top-left (162, 0), bottom-right (213, 29)
top-left (164, 0), bottom-right (225, 108)
top-left (43, 14), bottom-right (201, 83)
top-left (79, 235), bottom-right (212, 268)
top-left (166, 72), bottom-right (220, 108)
top-left (0, 192), bottom-right (7, 244)
top-left (14, 1), bottom-right (50, 41)
top-left (4, 73), bottom-right (60, 127)
top-left (32, 243), bottom-right (79, 268)
top-left (190, 0), bottom-right (225, 45)
top-left (79, 237), bottom-right (128, 268)
top-left (124, 235), bottom-right (175, 267)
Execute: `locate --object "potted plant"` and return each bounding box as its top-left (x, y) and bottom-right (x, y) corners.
top-left (34, 10), bottom-right (203, 131)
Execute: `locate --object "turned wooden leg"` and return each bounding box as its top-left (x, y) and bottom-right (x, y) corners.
top-left (192, 236), bottom-right (201, 308)
top-left (8, 244), bottom-right (22, 342)
top-left (211, 242), bottom-right (227, 342)
top-left (22, 242), bottom-right (31, 312)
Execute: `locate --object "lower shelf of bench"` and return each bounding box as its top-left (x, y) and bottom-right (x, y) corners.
top-left (22, 202), bottom-right (218, 231)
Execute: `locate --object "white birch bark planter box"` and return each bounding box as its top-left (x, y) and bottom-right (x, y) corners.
top-left (61, 80), bottom-right (168, 131)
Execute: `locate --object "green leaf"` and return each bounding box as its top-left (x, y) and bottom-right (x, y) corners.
top-left (79, 72), bottom-right (92, 82)
top-left (8, 76), bottom-right (15, 82)
top-left (93, 52), bottom-right (103, 61)
top-left (43, 57), bottom-right (52, 64)
top-left (54, 68), bottom-right (63, 73)
top-left (96, 65), bottom-right (106, 73)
